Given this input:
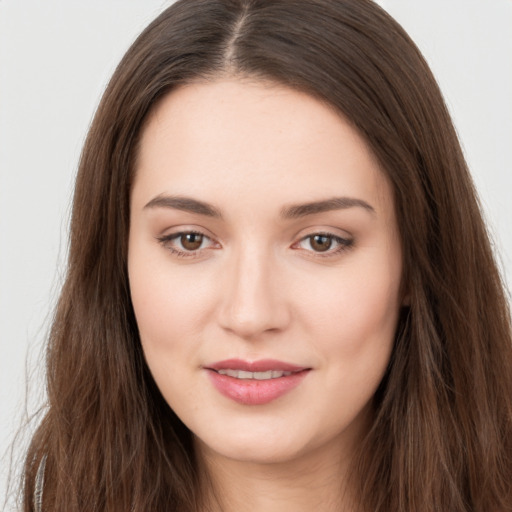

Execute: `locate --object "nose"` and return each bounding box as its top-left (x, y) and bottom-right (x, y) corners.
top-left (217, 245), bottom-right (291, 340)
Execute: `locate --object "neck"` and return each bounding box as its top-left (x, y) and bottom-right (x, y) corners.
top-left (195, 438), bottom-right (358, 512)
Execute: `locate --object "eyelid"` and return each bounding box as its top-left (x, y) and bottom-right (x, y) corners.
top-left (291, 230), bottom-right (354, 257)
top-left (156, 228), bottom-right (221, 258)
top-left (155, 226), bottom-right (354, 259)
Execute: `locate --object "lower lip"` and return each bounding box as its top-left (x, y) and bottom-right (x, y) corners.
top-left (206, 370), bottom-right (309, 405)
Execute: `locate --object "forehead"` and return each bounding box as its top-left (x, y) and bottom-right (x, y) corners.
top-left (133, 79), bottom-right (393, 218)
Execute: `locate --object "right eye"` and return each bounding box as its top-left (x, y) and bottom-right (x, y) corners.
top-left (156, 231), bottom-right (218, 258)
top-left (175, 232), bottom-right (207, 251)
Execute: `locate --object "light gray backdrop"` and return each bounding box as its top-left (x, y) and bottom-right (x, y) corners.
top-left (1, 1), bottom-right (511, 507)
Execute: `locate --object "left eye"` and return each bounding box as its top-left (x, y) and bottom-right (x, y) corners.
top-left (296, 233), bottom-right (352, 253)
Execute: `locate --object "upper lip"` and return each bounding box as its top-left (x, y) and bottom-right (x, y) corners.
top-left (205, 358), bottom-right (309, 373)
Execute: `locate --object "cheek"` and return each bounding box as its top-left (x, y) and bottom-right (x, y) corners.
top-left (294, 249), bottom-right (401, 382)
top-left (303, 266), bottom-right (399, 341)
top-left (127, 244), bottom-right (215, 381)
top-left (128, 252), bottom-right (213, 409)
top-left (129, 240), bottom-right (210, 333)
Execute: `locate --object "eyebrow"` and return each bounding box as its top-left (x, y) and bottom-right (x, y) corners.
top-left (280, 196), bottom-right (375, 218)
top-left (143, 194), bottom-right (375, 219)
top-left (144, 195), bottom-right (223, 218)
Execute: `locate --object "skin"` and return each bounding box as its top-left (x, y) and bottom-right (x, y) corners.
top-left (128, 79), bottom-right (403, 511)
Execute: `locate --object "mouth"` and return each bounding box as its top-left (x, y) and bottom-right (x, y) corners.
top-left (213, 369), bottom-right (297, 380)
top-left (204, 359), bottom-right (311, 405)
top-left (205, 358), bottom-right (309, 373)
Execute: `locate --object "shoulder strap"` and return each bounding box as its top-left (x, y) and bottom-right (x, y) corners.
top-left (34, 454), bottom-right (47, 512)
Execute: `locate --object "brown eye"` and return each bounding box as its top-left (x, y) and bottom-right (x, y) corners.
top-left (180, 232), bottom-right (204, 251)
top-left (157, 230), bottom-right (218, 258)
top-left (309, 234), bottom-right (333, 252)
top-left (294, 232), bottom-right (353, 256)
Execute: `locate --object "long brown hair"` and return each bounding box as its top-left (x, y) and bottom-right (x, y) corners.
top-left (22, 0), bottom-right (512, 510)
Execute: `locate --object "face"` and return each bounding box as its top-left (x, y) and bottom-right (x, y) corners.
top-left (128, 79), bottom-right (403, 466)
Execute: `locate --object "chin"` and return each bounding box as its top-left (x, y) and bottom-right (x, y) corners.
top-left (194, 427), bottom-right (314, 466)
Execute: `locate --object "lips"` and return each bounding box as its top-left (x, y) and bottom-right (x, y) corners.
top-left (207, 358), bottom-right (307, 372)
top-left (204, 358), bottom-right (311, 405)
top-left (215, 369), bottom-right (294, 379)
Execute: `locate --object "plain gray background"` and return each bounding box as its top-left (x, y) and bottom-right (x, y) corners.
top-left (1, 1), bottom-right (511, 506)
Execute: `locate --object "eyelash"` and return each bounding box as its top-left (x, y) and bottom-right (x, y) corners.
top-left (156, 231), bottom-right (354, 259)
top-left (156, 230), bottom-right (214, 259)
top-left (293, 232), bottom-right (354, 258)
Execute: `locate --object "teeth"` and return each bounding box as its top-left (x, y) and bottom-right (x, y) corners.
top-left (254, 371), bottom-right (273, 380)
top-left (216, 369), bottom-right (293, 380)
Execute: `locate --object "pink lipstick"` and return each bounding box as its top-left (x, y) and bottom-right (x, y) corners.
top-left (204, 359), bottom-right (310, 405)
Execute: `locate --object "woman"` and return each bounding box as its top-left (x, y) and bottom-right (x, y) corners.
top-left (22, 0), bottom-right (512, 510)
